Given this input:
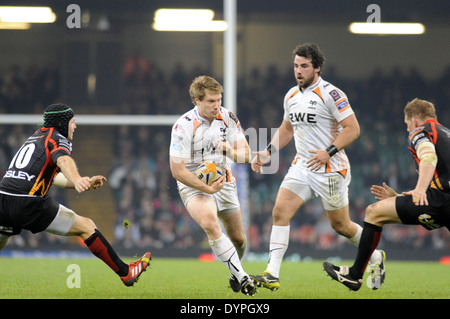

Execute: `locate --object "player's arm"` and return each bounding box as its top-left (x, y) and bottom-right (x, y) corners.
top-left (307, 114), bottom-right (360, 171)
top-left (402, 141), bottom-right (437, 206)
top-left (216, 137), bottom-right (251, 164)
top-left (56, 155), bottom-right (91, 193)
top-left (251, 120), bottom-right (293, 173)
top-left (53, 172), bottom-right (106, 190)
top-left (329, 113), bottom-right (360, 152)
top-left (170, 156), bottom-right (225, 194)
top-left (371, 182), bottom-right (400, 201)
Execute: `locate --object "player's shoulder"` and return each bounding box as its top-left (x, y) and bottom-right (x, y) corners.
top-left (317, 78), bottom-right (347, 102)
top-left (284, 85), bottom-right (301, 102)
top-left (35, 127), bottom-right (69, 143)
top-left (173, 108), bottom-right (197, 129)
top-left (217, 107), bottom-right (243, 130)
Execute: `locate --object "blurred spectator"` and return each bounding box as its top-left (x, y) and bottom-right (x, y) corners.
top-left (1, 61), bottom-right (449, 253)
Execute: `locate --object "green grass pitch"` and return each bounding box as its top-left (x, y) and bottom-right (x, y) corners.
top-left (0, 257), bottom-right (448, 300)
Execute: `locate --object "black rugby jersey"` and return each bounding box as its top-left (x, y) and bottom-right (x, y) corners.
top-left (0, 127), bottom-right (72, 196)
top-left (408, 119), bottom-right (450, 193)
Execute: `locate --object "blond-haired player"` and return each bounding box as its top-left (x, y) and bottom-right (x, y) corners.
top-left (170, 75), bottom-right (257, 296)
top-left (324, 98), bottom-right (450, 291)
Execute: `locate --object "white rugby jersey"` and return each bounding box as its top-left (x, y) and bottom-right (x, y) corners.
top-left (170, 106), bottom-right (245, 181)
top-left (283, 77), bottom-right (354, 173)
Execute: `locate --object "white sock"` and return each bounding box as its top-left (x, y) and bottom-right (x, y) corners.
top-left (266, 225), bottom-right (290, 278)
top-left (349, 223), bottom-right (382, 266)
top-left (210, 233), bottom-right (247, 282)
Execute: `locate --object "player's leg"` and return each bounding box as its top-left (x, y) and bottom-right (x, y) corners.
top-left (46, 205), bottom-right (150, 286)
top-left (268, 187), bottom-right (304, 274)
top-left (0, 234), bottom-right (9, 250)
top-left (218, 209), bottom-right (246, 259)
top-left (251, 187), bottom-right (304, 290)
top-left (323, 197), bottom-right (398, 290)
top-left (187, 195), bottom-right (257, 295)
top-left (218, 209), bottom-right (251, 293)
top-left (351, 197), bottom-right (402, 276)
top-left (325, 204), bottom-right (382, 265)
top-left (186, 194), bottom-right (223, 240)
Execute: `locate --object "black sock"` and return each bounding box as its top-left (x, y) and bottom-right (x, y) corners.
top-left (349, 222), bottom-right (382, 279)
top-left (85, 229), bottom-right (129, 277)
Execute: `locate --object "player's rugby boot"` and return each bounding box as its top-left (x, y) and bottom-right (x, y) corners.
top-left (120, 252), bottom-right (151, 286)
top-left (250, 271), bottom-right (280, 291)
top-left (240, 276), bottom-right (258, 296)
top-left (323, 261), bottom-right (362, 291)
top-left (367, 249), bottom-right (386, 290)
top-left (229, 274), bottom-right (241, 292)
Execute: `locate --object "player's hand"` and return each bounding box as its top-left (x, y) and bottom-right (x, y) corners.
top-left (207, 175), bottom-right (225, 194)
top-left (307, 149), bottom-right (330, 171)
top-left (251, 150), bottom-right (270, 174)
top-left (371, 182), bottom-right (398, 201)
top-left (216, 140), bottom-right (232, 157)
top-left (402, 189), bottom-right (428, 206)
top-left (89, 175), bottom-right (107, 190)
top-left (74, 176), bottom-right (92, 193)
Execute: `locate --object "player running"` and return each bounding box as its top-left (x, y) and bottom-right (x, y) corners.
top-left (170, 75), bottom-right (257, 296)
top-left (0, 103), bottom-right (150, 287)
top-left (250, 43), bottom-right (384, 291)
top-left (324, 98), bottom-right (450, 291)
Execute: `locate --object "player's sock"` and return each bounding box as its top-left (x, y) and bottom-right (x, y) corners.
top-left (266, 225), bottom-right (290, 278)
top-left (210, 233), bottom-right (247, 282)
top-left (348, 223), bottom-right (382, 266)
top-left (85, 229), bottom-right (129, 277)
top-left (349, 222), bottom-right (382, 279)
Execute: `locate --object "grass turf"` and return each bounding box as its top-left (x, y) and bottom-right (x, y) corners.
top-left (0, 257), bottom-right (448, 300)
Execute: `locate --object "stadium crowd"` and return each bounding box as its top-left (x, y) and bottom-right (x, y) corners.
top-left (1, 58), bottom-right (450, 254)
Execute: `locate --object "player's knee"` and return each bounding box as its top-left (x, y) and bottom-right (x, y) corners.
top-left (365, 204), bottom-right (379, 223)
top-left (75, 215), bottom-right (97, 238)
top-left (200, 219), bottom-right (222, 238)
top-left (272, 206), bottom-right (289, 225)
top-left (230, 233), bottom-right (246, 249)
top-left (330, 220), bottom-right (348, 236)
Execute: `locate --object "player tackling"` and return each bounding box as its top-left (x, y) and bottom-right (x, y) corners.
top-left (170, 75), bottom-right (257, 296)
top-left (0, 103), bottom-right (151, 286)
top-left (324, 98), bottom-right (450, 291)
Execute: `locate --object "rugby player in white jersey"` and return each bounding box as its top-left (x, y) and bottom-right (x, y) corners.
top-left (169, 75), bottom-right (257, 296)
top-left (250, 43), bottom-right (384, 290)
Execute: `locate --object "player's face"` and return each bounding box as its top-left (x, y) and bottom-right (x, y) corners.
top-left (195, 92), bottom-right (222, 122)
top-left (404, 115), bottom-right (416, 133)
top-left (67, 117), bottom-right (76, 141)
top-left (293, 55), bottom-right (320, 89)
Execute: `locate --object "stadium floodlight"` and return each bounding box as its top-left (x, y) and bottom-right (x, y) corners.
top-left (0, 22), bottom-right (31, 29)
top-left (349, 22), bottom-right (425, 35)
top-left (152, 8), bottom-right (227, 31)
top-left (0, 6), bottom-right (56, 23)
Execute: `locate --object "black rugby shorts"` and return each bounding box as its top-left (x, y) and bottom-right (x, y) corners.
top-left (396, 188), bottom-right (450, 231)
top-left (0, 193), bottom-right (59, 235)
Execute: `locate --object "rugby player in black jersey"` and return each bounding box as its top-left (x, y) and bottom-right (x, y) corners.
top-left (0, 103), bottom-right (150, 286)
top-left (324, 98), bottom-right (450, 291)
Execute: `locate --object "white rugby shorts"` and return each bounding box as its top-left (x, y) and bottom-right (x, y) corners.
top-left (280, 162), bottom-right (351, 211)
top-left (178, 181), bottom-right (240, 214)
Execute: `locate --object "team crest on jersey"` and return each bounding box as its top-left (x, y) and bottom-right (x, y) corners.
top-left (228, 111), bottom-right (239, 125)
top-left (173, 124), bottom-right (186, 134)
top-left (329, 89), bottom-right (341, 102)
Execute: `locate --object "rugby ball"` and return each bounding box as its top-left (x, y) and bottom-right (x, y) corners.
top-left (195, 161), bottom-right (224, 186)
